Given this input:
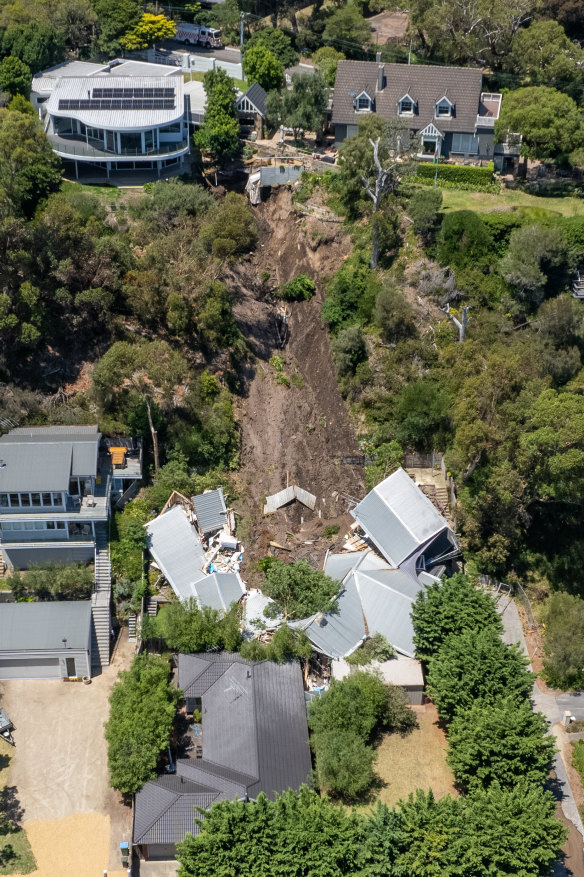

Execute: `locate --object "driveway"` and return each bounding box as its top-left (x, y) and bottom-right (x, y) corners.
top-left (0, 629), bottom-right (135, 876)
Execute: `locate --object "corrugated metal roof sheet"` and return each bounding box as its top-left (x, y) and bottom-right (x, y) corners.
top-left (324, 551), bottom-right (367, 582)
top-left (351, 467), bottom-right (449, 567)
top-left (0, 601), bottom-right (92, 651)
top-left (194, 572), bottom-right (245, 612)
top-left (45, 76), bottom-right (184, 131)
top-left (0, 442), bottom-right (73, 492)
top-left (145, 505), bottom-right (207, 600)
top-left (263, 485), bottom-right (316, 514)
top-left (192, 487), bottom-right (227, 535)
top-left (300, 577), bottom-right (366, 659)
top-left (238, 81), bottom-right (267, 116)
top-left (0, 426), bottom-right (100, 481)
top-left (354, 568), bottom-right (423, 658)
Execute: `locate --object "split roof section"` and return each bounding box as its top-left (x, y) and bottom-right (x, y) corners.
top-left (0, 426), bottom-right (100, 492)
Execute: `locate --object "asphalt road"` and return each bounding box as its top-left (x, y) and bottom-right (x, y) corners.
top-left (160, 39), bottom-right (241, 63)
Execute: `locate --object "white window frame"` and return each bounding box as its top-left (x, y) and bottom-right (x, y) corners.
top-left (398, 94), bottom-right (415, 116)
top-left (355, 91), bottom-right (372, 113)
top-left (435, 96), bottom-right (453, 119)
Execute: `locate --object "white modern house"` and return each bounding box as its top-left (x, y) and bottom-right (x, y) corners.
top-left (32, 59), bottom-right (191, 179)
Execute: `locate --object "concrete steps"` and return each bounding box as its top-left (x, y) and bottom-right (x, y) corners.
top-left (91, 522), bottom-right (111, 670)
top-left (0, 549), bottom-right (4, 578)
top-left (128, 613), bottom-right (137, 643)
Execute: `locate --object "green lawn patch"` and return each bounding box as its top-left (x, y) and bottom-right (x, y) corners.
top-left (441, 187), bottom-right (584, 217)
top-left (0, 739), bottom-right (36, 874)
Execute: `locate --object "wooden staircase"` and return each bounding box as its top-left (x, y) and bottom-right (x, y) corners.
top-left (420, 484), bottom-right (453, 526)
top-left (0, 549), bottom-right (4, 578)
top-left (91, 523), bottom-right (111, 670)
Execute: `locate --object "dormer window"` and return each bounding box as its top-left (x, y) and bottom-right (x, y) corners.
top-left (398, 94), bottom-right (415, 116)
top-left (355, 91), bottom-right (372, 112)
top-left (435, 96), bottom-right (453, 118)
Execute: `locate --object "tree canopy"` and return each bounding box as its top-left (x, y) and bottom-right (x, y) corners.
top-left (143, 598), bottom-right (243, 654)
top-left (541, 591), bottom-right (584, 689)
top-left (242, 43), bottom-right (283, 92)
top-left (0, 56), bottom-right (31, 97)
top-left (266, 72), bottom-right (328, 140)
top-left (105, 654), bottom-right (180, 795)
top-left (194, 67), bottom-right (240, 161)
top-left (412, 573), bottom-right (503, 662)
top-left (447, 697), bottom-right (555, 791)
top-left (426, 628), bottom-right (533, 723)
top-left (119, 13), bottom-right (176, 50)
top-left (495, 87), bottom-right (584, 159)
top-left (260, 558), bottom-right (341, 619)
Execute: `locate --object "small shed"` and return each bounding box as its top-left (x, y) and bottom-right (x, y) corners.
top-left (0, 600), bottom-right (92, 680)
top-left (331, 654), bottom-right (424, 705)
top-left (237, 82), bottom-right (267, 138)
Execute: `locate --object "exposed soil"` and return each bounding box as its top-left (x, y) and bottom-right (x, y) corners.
top-left (225, 189), bottom-right (365, 578)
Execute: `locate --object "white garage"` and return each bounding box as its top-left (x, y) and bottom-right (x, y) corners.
top-left (0, 601), bottom-right (92, 680)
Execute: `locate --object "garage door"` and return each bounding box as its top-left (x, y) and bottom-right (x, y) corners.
top-left (0, 657), bottom-right (60, 680)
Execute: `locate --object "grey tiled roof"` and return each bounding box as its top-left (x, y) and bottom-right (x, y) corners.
top-left (135, 652), bottom-right (312, 847)
top-left (332, 60), bottom-right (483, 133)
top-left (192, 487), bottom-right (228, 535)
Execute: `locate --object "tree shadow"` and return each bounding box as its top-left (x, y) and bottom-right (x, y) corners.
top-left (0, 786), bottom-right (24, 833)
top-left (0, 754), bottom-right (9, 772)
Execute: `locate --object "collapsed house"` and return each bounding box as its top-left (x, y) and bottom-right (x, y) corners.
top-left (290, 468), bottom-right (459, 700)
top-left (144, 489), bottom-right (245, 612)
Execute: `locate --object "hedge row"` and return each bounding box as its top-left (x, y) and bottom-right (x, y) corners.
top-left (413, 176), bottom-right (500, 193)
top-left (417, 163), bottom-right (494, 184)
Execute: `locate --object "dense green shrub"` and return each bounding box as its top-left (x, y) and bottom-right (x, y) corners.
top-left (427, 628), bottom-right (533, 724)
top-left (412, 573), bottom-right (503, 662)
top-left (447, 697), bottom-right (555, 791)
top-left (261, 558), bottom-right (341, 619)
top-left (437, 209), bottom-right (493, 268)
top-left (541, 591), bottom-right (584, 689)
top-left (309, 671), bottom-right (416, 799)
top-left (345, 633), bottom-right (396, 666)
top-left (143, 599), bottom-right (243, 653)
top-left (6, 563), bottom-right (94, 601)
top-left (408, 187), bottom-right (443, 242)
top-left (280, 274), bottom-right (315, 301)
top-left (322, 253), bottom-right (380, 332)
top-left (331, 326), bottom-right (368, 377)
top-left (417, 163), bottom-right (494, 186)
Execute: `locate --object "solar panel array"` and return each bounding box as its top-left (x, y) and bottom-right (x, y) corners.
top-left (92, 87), bottom-right (174, 98)
top-left (57, 88), bottom-right (176, 112)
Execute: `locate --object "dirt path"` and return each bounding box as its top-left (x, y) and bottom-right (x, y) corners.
top-left (226, 189), bottom-right (365, 573)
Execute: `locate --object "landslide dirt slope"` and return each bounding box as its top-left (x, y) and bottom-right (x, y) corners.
top-left (225, 188), bottom-right (365, 571)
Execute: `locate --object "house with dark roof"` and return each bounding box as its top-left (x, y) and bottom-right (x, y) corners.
top-left (331, 59), bottom-right (502, 162)
top-left (133, 652), bottom-right (312, 861)
top-left (237, 82), bottom-right (268, 138)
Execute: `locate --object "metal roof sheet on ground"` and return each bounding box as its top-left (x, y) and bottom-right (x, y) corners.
top-left (0, 442), bottom-right (73, 492)
top-left (354, 568), bottom-right (424, 658)
top-left (351, 467), bottom-right (448, 567)
top-left (192, 487), bottom-right (227, 535)
top-left (263, 485), bottom-right (316, 514)
top-left (243, 589), bottom-right (282, 634)
top-left (145, 505), bottom-right (207, 600)
top-left (299, 577), bottom-right (366, 659)
top-left (0, 600), bottom-right (91, 651)
top-left (45, 76), bottom-right (184, 131)
top-left (194, 572), bottom-right (245, 612)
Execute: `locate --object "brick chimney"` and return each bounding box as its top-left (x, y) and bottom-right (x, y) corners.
top-left (377, 63), bottom-right (384, 92)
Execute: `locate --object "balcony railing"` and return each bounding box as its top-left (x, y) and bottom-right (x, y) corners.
top-left (476, 115), bottom-right (495, 128)
top-left (48, 134), bottom-right (189, 160)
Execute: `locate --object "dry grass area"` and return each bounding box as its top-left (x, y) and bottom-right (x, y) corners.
top-left (6, 815), bottom-right (110, 877)
top-left (441, 187), bottom-right (584, 217)
top-left (370, 704), bottom-right (457, 809)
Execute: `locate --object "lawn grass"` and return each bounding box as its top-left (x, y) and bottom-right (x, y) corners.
top-left (361, 704), bottom-right (457, 811)
top-left (441, 187), bottom-right (584, 217)
top-left (0, 738), bottom-right (36, 875)
top-left (184, 70), bottom-right (247, 91)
